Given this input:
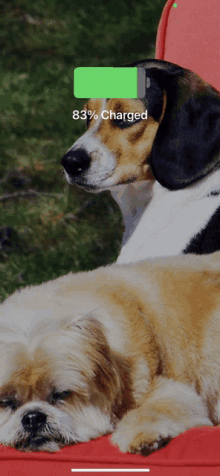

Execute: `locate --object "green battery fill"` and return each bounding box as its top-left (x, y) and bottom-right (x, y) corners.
top-left (74, 67), bottom-right (145, 99)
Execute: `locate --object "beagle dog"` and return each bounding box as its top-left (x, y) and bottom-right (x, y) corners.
top-left (61, 59), bottom-right (220, 263)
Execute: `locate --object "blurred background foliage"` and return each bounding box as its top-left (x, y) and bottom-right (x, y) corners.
top-left (0, 0), bottom-right (166, 300)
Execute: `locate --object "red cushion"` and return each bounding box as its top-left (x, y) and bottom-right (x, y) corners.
top-left (2, 427), bottom-right (220, 475)
top-left (156, 0), bottom-right (220, 91)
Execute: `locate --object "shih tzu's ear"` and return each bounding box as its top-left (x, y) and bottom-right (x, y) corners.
top-left (135, 60), bottom-right (220, 191)
top-left (66, 315), bottom-right (122, 407)
top-left (65, 314), bottom-right (120, 378)
top-left (63, 314), bottom-right (107, 344)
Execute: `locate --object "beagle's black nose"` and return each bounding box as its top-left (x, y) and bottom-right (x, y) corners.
top-left (61, 148), bottom-right (91, 176)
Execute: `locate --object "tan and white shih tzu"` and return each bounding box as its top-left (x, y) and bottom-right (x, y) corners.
top-left (1, 252), bottom-right (220, 454)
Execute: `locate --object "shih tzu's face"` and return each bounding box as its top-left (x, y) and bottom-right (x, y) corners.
top-left (0, 316), bottom-right (121, 452)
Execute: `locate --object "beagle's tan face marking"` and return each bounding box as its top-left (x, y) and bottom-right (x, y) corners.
top-left (85, 98), bottom-right (157, 186)
top-left (64, 96), bottom-right (161, 190)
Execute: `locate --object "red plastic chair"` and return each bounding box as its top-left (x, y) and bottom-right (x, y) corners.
top-left (156, 0), bottom-right (220, 91)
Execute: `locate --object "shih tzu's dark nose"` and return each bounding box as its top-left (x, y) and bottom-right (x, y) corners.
top-left (61, 148), bottom-right (91, 176)
top-left (22, 411), bottom-right (47, 432)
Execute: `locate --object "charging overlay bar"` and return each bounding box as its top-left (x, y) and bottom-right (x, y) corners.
top-left (74, 67), bottom-right (145, 99)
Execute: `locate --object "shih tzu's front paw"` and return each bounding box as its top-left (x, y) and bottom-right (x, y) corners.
top-left (111, 411), bottom-right (172, 456)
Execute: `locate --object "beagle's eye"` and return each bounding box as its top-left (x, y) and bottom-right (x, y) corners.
top-left (50, 390), bottom-right (72, 405)
top-left (113, 116), bottom-right (142, 129)
top-left (86, 113), bottom-right (91, 128)
top-left (0, 399), bottom-right (18, 411)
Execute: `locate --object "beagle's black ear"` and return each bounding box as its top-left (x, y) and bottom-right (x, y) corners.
top-left (144, 61), bottom-right (220, 190)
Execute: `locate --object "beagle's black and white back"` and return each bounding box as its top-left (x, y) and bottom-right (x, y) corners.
top-left (61, 59), bottom-right (220, 262)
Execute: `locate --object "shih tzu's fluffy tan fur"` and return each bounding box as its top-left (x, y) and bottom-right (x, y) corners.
top-left (1, 253), bottom-right (220, 454)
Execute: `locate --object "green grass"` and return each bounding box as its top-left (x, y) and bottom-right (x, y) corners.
top-left (0, 0), bottom-right (166, 301)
